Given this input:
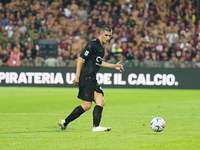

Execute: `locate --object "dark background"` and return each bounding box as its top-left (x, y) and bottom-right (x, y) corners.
top-left (1, 0), bottom-right (11, 5)
top-left (0, 67), bottom-right (200, 89)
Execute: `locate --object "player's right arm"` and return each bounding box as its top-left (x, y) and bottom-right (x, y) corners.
top-left (72, 57), bottom-right (84, 85)
top-left (73, 41), bottom-right (94, 85)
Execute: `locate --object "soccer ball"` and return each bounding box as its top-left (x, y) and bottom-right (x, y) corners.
top-left (150, 117), bottom-right (165, 132)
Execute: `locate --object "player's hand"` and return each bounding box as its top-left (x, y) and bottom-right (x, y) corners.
top-left (114, 60), bottom-right (124, 73)
top-left (72, 75), bottom-right (79, 85)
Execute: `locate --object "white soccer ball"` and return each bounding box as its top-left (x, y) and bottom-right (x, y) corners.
top-left (150, 117), bottom-right (165, 132)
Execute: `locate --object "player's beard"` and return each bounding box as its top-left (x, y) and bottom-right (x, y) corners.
top-left (104, 39), bottom-right (108, 44)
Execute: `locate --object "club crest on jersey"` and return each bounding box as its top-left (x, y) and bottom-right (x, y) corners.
top-left (84, 50), bottom-right (89, 56)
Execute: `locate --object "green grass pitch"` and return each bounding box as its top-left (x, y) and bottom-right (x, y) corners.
top-left (0, 87), bottom-right (199, 150)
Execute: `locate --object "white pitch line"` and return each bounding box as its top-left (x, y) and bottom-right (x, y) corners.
top-left (0, 113), bottom-right (200, 119)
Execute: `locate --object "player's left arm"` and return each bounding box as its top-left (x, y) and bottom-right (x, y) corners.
top-left (101, 60), bottom-right (124, 73)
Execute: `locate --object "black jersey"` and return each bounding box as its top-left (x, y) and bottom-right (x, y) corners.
top-left (80, 38), bottom-right (105, 80)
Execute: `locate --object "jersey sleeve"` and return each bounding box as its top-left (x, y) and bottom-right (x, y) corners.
top-left (80, 40), bottom-right (96, 59)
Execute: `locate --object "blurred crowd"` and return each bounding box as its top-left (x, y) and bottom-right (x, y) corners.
top-left (0, 0), bottom-right (200, 68)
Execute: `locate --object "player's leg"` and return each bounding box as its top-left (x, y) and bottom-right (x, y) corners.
top-left (92, 91), bottom-right (111, 131)
top-left (59, 100), bottom-right (92, 130)
top-left (64, 100), bottom-right (91, 126)
top-left (93, 91), bottom-right (105, 127)
top-left (59, 77), bottom-right (94, 130)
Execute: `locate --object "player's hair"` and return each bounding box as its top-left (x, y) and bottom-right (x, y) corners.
top-left (101, 25), bottom-right (112, 32)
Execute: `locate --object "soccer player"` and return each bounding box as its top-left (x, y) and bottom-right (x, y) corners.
top-left (58, 25), bottom-right (124, 131)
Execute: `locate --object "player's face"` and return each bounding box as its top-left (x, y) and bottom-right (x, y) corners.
top-left (101, 31), bottom-right (112, 44)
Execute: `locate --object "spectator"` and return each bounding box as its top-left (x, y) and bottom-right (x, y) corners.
top-left (9, 45), bottom-right (21, 67)
top-left (156, 2), bottom-right (169, 23)
top-left (137, 0), bottom-right (146, 8)
top-left (24, 33), bottom-right (32, 43)
top-left (180, 37), bottom-right (189, 51)
top-left (22, 48), bottom-right (34, 66)
top-left (0, 0), bottom-right (198, 68)
top-left (52, 20), bottom-right (62, 32)
top-left (157, 19), bottom-right (167, 34)
top-left (178, 22), bottom-right (186, 35)
top-left (18, 20), bottom-right (27, 35)
top-left (28, 24), bottom-right (38, 40)
top-left (59, 35), bottom-right (71, 52)
top-left (120, 31), bottom-right (128, 42)
top-left (135, 31), bottom-right (145, 47)
top-left (195, 41), bottom-right (200, 55)
top-left (96, 15), bottom-right (105, 28)
top-left (76, 5), bottom-right (88, 22)
top-left (46, 13), bottom-right (56, 27)
top-left (143, 50), bottom-right (152, 61)
top-left (125, 47), bottom-right (133, 61)
top-left (111, 6), bottom-right (118, 25)
top-left (121, 42), bottom-right (128, 56)
top-left (111, 43), bottom-right (123, 60)
top-left (180, 44), bottom-right (195, 62)
top-left (166, 27), bottom-right (179, 46)
top-left (0, 31), bottom-right (9, 49)
top-left (35, 12), bottom-right (43, 30)
top-left (84, 0), bottom-right (92, 14)
top-left (194, 54), bottom-right (200, 65)
top-left (136, 14), bottom-right (144, 32)
top-left (64, 4), bottom-right (72, 18)
top-left (172, 42), bottom-right (183, 60)
top-left (0, 49), bottom-right (9, 66)
top-left (39, 20), bottom-right (47, 35)
top-left (2, 14), bottom-right (9, 27)
top-left (138, 44), bottom-right (145, 59)
top-left (155, 37), bottom-right (167, 53)
top-left (185, 10), bottom-right (196, 24)
top-left (151, 51), bottom-right (159, 61)
top-left (13, 11), bottom-right (22, 26)
top-left (144, 30), bottom-right (153, 43)
top-left (56, 50), bottom-right (63, 67)
top-left (144, 42), bottom-right (152, 52)
top-left (175, 15), bottom-right (182, 31)
top-left (24, 12), bottom-right (34, 27)
top-left (79, 26), bottom-right (87, 40)
top-left (168, 11), bottom-right (176, 22)
top-left (33, 31), bottom-right (40, 45)
top-left (62, 50), bottom-right (71, 66)
top-left (70, 0), bottom-right (79, 13)
top-left (44, 56), bottom-right (57, 67)
top-left (107, 56), bottom-right (116, 64)
top-left (167, 21), bottom-right (178, 34)
top-left (169, 52), bottom-right (178, 62)
top-left (5, 20), bottom-right (14, 38)
top-left (184, 27), bottom-right (192, 40)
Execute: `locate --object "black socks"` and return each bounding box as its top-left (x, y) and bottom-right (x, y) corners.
top-left (64, 105), bottom-right (103, 127)
top-left (64, 105), bottom-right (85, 126)
top-left (93, 105), bottom-right (103, 127)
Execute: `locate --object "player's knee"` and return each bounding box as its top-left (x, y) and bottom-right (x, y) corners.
top-left (85, 103), bottom-right (92, 110)
top-left (81, 102), bottom-right (92, 111)
top-left (97, 99), bottom-right (105, 107)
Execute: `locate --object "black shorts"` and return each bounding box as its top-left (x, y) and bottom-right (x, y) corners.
top-left (77, 77), bottom-right (104, 102)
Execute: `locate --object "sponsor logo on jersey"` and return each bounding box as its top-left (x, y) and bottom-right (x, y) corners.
top-left (96, 56), bottom-right (103, 62)
top-left (84, 50), bottom-right (89, 56)
top-left (95, 56), bottom-right (103, 66)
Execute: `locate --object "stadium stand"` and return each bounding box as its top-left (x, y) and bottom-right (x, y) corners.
top-left (0, 0), bottom-right (200, 68)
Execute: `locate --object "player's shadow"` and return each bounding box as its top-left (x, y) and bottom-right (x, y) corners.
top-left (1, 130), bottom-right (62, 134)
top-left (1, 126), bottom-right (89, 134)
top-left (143, 133), bottom-right (163, 135)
